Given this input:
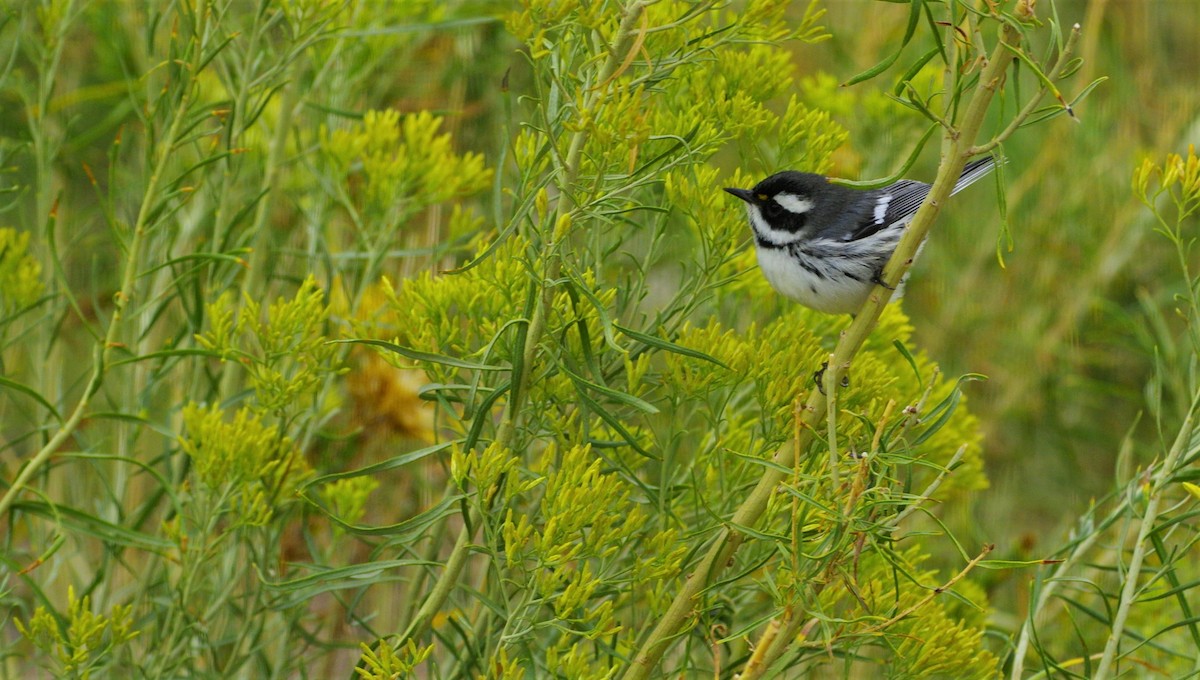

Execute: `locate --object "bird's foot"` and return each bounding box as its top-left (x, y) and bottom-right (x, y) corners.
top-left (813, 361), bottom-right (850, 395)
top-left (871, 269), bottom-right (896, 291)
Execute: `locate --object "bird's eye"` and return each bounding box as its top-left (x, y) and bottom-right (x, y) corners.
top-left (763, 200), bottom-right (785, 218)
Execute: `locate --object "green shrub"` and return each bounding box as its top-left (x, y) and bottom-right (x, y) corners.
top-left (7, 1), bottom-right (1193, 679)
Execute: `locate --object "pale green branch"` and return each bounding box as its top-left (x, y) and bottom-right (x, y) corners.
top-left (970, 23), bottom-right (1082, 157)
top-left (0, 5), bottom-right (212, 521)
top-left (621, 17), bottom-right (1022, 679)
top-left (1093, 402), bottom-right (1198, 680)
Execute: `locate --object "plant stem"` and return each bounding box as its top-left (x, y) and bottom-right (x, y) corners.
top-left (737, 542), bottom-right (994, 680)
top-left (214, 8), bottom-right (280, 405)
top-left (1093, 406), bottom-right (1197, 680)
top-left (20, 0), bottom-right (75, 518)
top-left (399, 517), bottom-right (473, 643)
top-left (0, 7), bottom-right (210, 522)
top-left (1007, 486), bottom-right (1128, 679)
top-left (395, 0), bottom-right (651, 647)
top-left (970, 24), bottom-right (1082, 157)
top-left (621, 20), bottom-right (1020, 679)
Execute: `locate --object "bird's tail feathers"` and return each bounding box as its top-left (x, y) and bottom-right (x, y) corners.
top-left (951, 156), bottom-right (999, 195)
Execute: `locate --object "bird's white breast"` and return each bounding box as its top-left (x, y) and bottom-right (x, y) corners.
top-left (754, 245), bottom-right (873, 314)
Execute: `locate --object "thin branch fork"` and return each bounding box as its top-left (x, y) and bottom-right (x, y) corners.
top-left (971, 23), bottom-right (1083, 157)
top-left (825, 542), bottom-right (995, 644)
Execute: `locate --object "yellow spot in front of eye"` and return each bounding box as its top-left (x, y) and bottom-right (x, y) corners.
top-left (756, 194), bottom-right (768, 201)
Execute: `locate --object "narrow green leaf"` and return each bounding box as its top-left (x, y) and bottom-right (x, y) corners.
top-left (842, 0), bottom-right (923, 86)
top-left (561, 278), bottom-right (609, 384)
top-left (563, 265), bottom-right (624, 355)
top-left (503, 281), bottom-right (538, 424)
top-left (571, 382), bottom-right (656, 459)
top-left (262, 559), bottom-right (440, 608)
top-left (616, 324), bottom-right (729, 368)
top-left (976, 558), bottom-right (1064, 569)
top-left (300, 442), bottom-right (455, 491)
top-left (334, 338), bottom-right (507, 372)
top-left (632, 124), bottom-right (700, 177)
top-left (1058, 597), bottom-right (1183, 656)
top-left (774, 483), bottom-right (838, 517)
top-left (417, 383), bottom-right (498, 402)
top-left (1021, 76), bottom-right (1109, 128)
top-left (921, 1), bottom-right (947, 65)
top-left (63, 452), bottom-right (183, 511)
top-left (892, 46), bottom-right (941, 96)
top-left (465, 381), bottom-right (511, 452)
top-left (730, 450), bottom-right (794, 476)
top-left (110, 348), bottom-right (224, 367)
top-left (87, 412), bottom-right (178, 438)
top-left (892, 339), bottom-right (923, 387)
top-left (139, 250), bottom-right (252, 278)
top-left (832, 123), bottom-right (936, 190)
top-left (892, 82), bottom-right (941, 125)
top-left (912, 374), bottom-right (987, 446)
top-left (562, 366), bottom-right (659, 414)
top-left (305, 493), bottom-right (464, 538)
top-left (1059, 56), bottom-right (1084, 80)
top-left (14, 501), bottom-right (173, 551)
top-left (993, 149), bottom-right (1012, 268)
top-left (0, 375), bottom-right (62, 421)
top-left (333, 16), bottom-right (500, 37)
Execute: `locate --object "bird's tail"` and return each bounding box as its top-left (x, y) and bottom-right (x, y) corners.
top-left (951, 156), bottom-right (998, 195)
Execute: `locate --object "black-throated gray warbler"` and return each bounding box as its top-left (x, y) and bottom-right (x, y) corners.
top-left (724, 157), bottom-right (996, 314)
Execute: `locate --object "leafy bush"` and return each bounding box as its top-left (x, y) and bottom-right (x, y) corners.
top-left (3, 1), bottom-right (1196, 679)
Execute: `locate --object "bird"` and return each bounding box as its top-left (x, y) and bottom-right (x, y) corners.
top-left (723, 157), bottom-right (996, 315)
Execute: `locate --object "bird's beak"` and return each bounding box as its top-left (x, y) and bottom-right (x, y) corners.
top-left (723, 187), bottom-right (756, 203)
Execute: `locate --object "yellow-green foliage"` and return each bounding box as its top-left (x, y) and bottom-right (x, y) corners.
top-left (355, 639), bottom-right (434, 680)
top-left (452, 439), bottom-right (518, 496)
top-left (1115, 549), bottom-right (1200, 679)
top-left (0, 227), bottom-right (43, 317)
top-left (846, 551), bottom-right (998, 680)
top-left (1134, 145), bottom-right (1200, 220)
top-left (379, 237), bottom-right (528, 381)
top-left (501, 443), bottom-right (643, 642)
top-left (196, 275), bottom-right (344, 415)
top-left (760, 544), bottom-right (999, 679)
top-left (664, 165), bottom-right (748, 265)
top-left (662, 304), bottom-right (986, 497)
top-left (1100, 145), bottom-right (1200, 680)
top-left (480, 647), bottom-right (527, 680)
top-left (324, 109), bottom-right (492, 211)
top-left (17, 586), bottom-right (139, 680)
top-left (179, 402), bottom-right (310, 524)
top-left (321, 475), bottom-right (380, 527)
top-left (343, 0), bottom-right (992, 675)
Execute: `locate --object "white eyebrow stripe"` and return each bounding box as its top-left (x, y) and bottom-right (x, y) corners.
top-left (774, 193), bottom-right (813, 215)
top-left (873, 193), bottom-right (892, 224)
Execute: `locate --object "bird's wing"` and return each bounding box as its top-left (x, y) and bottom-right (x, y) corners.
top-left (846, 157), bottom-right (995, 242)
top-left (881, 180), bottom-right (933, 226)
top-left (845, 181), bottom-right (928, 241)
